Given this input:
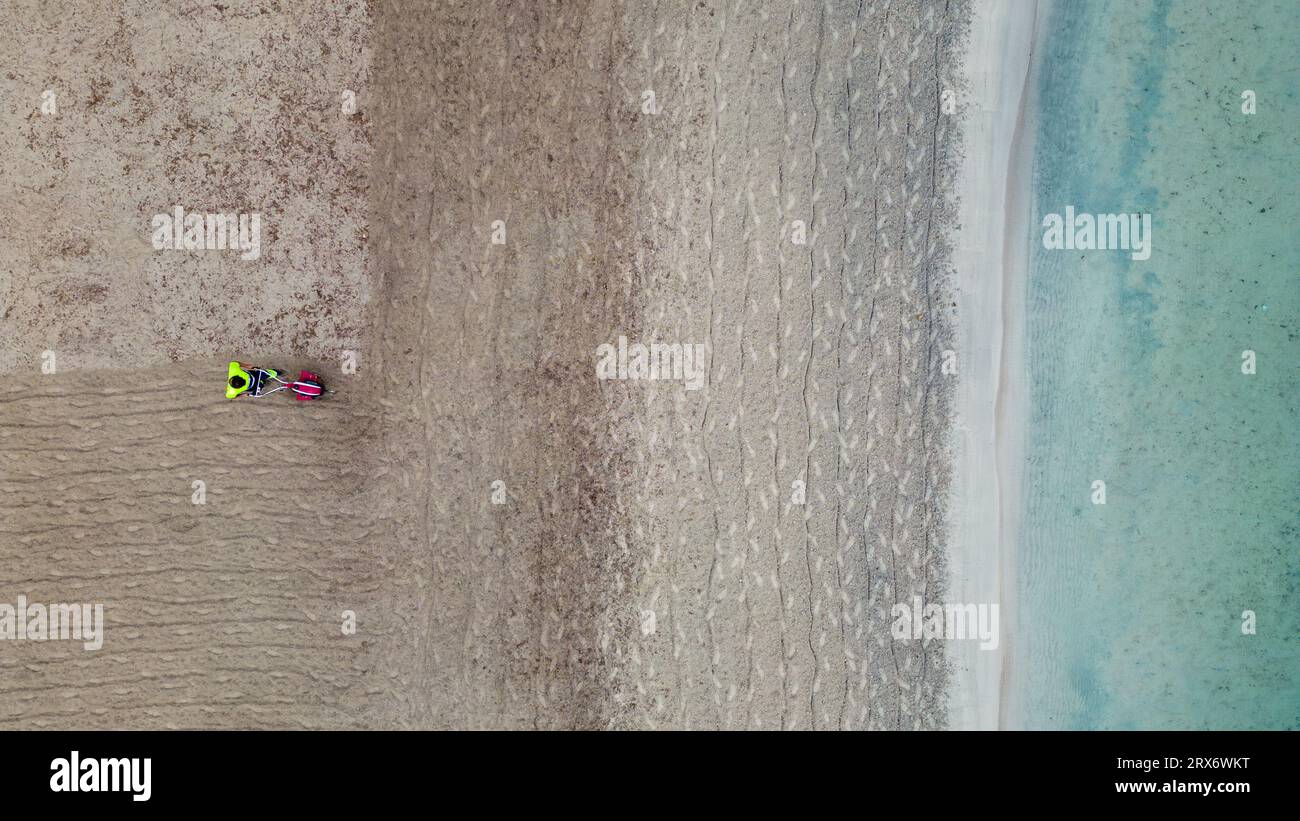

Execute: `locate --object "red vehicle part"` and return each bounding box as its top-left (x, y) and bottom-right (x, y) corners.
top-left (291, 370), bottom-right (324, 401)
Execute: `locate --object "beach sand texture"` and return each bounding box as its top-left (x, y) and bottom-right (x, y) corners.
top-left (948, 0), bottom-right (1039, 730)
top-left (1, 0), bottom-right (976, 728)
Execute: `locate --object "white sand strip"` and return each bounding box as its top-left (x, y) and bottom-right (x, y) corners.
top-left (947, 0), bottom-right (1045, 730)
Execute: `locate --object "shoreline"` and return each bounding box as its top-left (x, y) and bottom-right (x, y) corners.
top-left (947, 0), bottom-right (1042, 730)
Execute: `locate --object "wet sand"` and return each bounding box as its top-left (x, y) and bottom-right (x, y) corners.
top-left (947, 0), bottom-right (1039, 730)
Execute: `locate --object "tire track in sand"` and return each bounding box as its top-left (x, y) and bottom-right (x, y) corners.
top-left (0, 361), bottom-right (388, 729)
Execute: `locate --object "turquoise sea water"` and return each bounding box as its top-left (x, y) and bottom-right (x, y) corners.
top-left (1018, 0), bottom-right (1298, 729)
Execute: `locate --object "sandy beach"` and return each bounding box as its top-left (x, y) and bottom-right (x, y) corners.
top-left (3, 0), bottom-right (973, 729)
top-left (947, 0), bottom-right (1040, 730)
top-left (618, 0), bottom-right (967, 730)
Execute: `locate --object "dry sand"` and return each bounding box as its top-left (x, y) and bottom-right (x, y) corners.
top-left (1, 0), bottom-right (972, 729)
top-left (618, 0), bottom-right (967, 730)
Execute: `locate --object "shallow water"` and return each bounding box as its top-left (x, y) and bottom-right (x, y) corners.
top-left (1017, 0), bottom-right (1298, 729)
